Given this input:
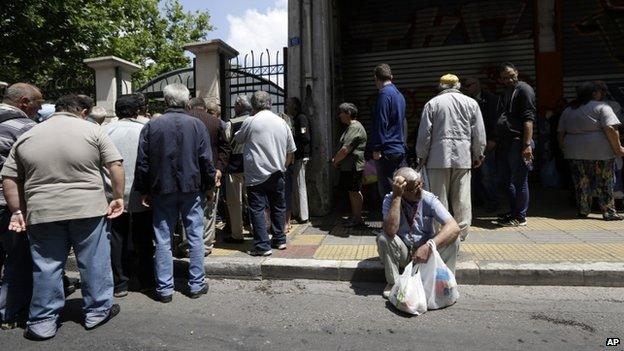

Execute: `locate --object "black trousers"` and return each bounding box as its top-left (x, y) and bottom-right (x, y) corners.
top-left (110, 211), bottom-right (155, 291)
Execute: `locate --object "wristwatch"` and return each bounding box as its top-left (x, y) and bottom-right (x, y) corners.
top-left (523, 142), bottom-right (532, 148)
top-left (12, 210), bottom-right (22, 215)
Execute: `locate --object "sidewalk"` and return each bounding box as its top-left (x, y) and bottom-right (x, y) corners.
top-left (65, 188), bottom-right (624, 286)
top-left (198, 186), bottom-right (624, 287)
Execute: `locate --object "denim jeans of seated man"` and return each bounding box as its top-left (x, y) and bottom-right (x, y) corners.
top-left (246, 172), bottom-right (287, 252)
top-left (0, 207), bottom-right (33, 323)
top-left (152, 192), bottom-right (206, 298)
top-left (26, 216), bottom-right (113, 338)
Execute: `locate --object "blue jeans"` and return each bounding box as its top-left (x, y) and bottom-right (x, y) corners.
top-left (0, 206), bottom-right (32, 323)
top-left (377, 153), bottom-right (407, 198)
top-left (247, 172), bottom-right (287, 252)
top-left (152, 192), bottom-right (206, 297)
top-left (497, 139), bottom-right (532, 221)
top-left (27, 216), bottom-right (113, 336)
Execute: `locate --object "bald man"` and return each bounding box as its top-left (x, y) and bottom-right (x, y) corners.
top-left (377, 167), bottom-right (460, 299)
top-left (0, 83), bottom-right (41, 328)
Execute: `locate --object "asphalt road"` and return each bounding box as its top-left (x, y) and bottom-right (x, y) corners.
top-left (0, 279), bottom-right (622, 351)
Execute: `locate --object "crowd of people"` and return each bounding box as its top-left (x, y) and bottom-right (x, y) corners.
top-left (1, 60), bottom-right (623, 339)
top-left (346, 62), bottom-right (624, 298)
top-left (0, 82), bottom-right (309, 340)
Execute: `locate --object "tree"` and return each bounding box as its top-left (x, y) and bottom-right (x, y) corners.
top-left (0, 0), bottom-right (212, 98)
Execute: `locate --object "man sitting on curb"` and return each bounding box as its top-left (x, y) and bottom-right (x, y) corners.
top-left (377, 167), bottom-right (460, 299)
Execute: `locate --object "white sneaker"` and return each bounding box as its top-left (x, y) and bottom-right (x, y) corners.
top-left (382, 284), bottom-right (393, 299)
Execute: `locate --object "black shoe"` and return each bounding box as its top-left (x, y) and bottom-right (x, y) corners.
top-left (223, 237), bottom-right (245, 244)
top-left (63, 276), bottom-right (79, 297)
top-left (188, 285), bottom-right (208, 299)
top-left (496, 213), bottom-right (513, 221)
top-left (577, 212), bottom-right (589, 219)
top-left (603, 213), bottom-right (623, 221)
top-left (158, 294), bottom-right (173, 303)
top-left (85, 304), bottom-right (120, 330)
top-left (246, 248), bottom-right (272, 257)
top-left (23, 328), bottom-right (55, 341)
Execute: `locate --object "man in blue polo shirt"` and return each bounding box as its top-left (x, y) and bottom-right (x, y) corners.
top-left (369, 64), bottom-right (407, 198)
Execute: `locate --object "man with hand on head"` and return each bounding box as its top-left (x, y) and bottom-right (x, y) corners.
top-left (377, 167), bottom-right (460, 299)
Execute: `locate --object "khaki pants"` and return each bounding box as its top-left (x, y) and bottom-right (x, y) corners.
top-left (376, 232), bottom-right (459, 285)
top-left (225, 173), bottom-right (246, 240)
top-left (202, 187), bottom-right (219, 248)
top-left (427, 168), bottom-right (472, 241)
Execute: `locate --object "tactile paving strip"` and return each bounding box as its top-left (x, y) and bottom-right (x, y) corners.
top-left (461, 243), bottom-right (624, 261)
top-left (313, 244), bottom-right (378, 260)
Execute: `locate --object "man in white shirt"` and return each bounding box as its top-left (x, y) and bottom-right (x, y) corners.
top-left (234, 91), bottom-right (296, 256)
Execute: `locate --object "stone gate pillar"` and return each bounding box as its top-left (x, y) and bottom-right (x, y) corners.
top-left (84, 56), bottom-right (141, 116)
top-left (184, 40), bottom-right (238, 113)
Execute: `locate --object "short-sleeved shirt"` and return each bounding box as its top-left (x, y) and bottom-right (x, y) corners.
top-left (382, 190), bottom-right (453, 249)
top-left (557, 101), bottom-right (621, 160)
top-left (0, 112), bottom-right (123, 225)
top-left (339, 120), bottom-right (367, 172)
top-left (105, 118), bottom-right (147, 213)
top-left (234, 109), bottom-right (296, 186)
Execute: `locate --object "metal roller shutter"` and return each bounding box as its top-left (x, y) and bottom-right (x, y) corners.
top-left (562, 0), bottom-right (624, 102)
top-left (336, 0), bottom-right (536, 145)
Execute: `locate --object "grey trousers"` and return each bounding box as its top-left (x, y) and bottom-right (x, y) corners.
top-left (225, 173), bottom-right (246, 240)
top-left (376, 232), bottom-right (459, 285)
top-left (292, 159), bottom-right (309, 221)
top-left (427, 168), bottom-right (472, 241)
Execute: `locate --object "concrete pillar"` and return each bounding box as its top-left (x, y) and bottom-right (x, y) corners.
top-left (534, 0), bottom-right (563, 115)
top-left (184, 40), bottom-right (238, 106)
top-left (288, 0), bottom-right (334, 216)
top-left (84, 56), bottom-right (141, 116)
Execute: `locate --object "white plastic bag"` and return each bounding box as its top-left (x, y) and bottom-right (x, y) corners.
top-left (419, 240), bottom-right (459, 309)
top-left (389, 262), bottom-right (427, 315)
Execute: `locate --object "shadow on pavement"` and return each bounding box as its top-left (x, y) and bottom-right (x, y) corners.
top-left (59, 298), bottom-right (85, 325)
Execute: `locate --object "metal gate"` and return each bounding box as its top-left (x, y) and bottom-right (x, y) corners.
top-left (222, 48), bottom-right (287, 119)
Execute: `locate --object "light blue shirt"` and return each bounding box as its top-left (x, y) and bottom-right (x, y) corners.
top-left (105, 118), bottom-right (147, 213)
top-left (382, 190), bottom-right (453, 248)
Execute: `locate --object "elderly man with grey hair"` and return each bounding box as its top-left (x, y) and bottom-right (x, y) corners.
top-left (223, 95), bottom-right (253, 242)
top-left (378, 167), bottom-right (461, 298)
top-left (135, 83), bottom-right (216, 302)
top-left (87, 106), bottom-right (108, 125)
top-left (234, 91), bottom-right (296, 256)
top-left (0, 83), bottom-right (41, 328)
top-left (416, 74), bottom-right (486, 242)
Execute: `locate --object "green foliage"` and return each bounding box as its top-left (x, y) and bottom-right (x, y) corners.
top-left (0, 0), bottom-right (212, 97)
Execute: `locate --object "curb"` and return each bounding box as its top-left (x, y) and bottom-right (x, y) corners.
top-left (65, 256), bottom-right (624, 287)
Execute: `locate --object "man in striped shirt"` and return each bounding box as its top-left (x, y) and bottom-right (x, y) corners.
top-left (0, 83), bottom-right (41, 328)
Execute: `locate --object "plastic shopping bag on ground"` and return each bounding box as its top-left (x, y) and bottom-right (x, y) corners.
top-left (419, 240), bottom-right (459, 310)
top-left (389, 262), bottom-right (427, 315)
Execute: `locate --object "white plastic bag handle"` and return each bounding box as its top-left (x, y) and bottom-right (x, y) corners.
top-left (426, 239), bottom-right (437, 252)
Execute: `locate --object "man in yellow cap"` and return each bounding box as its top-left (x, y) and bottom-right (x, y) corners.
top-left (416, 74), bottom-right (486, 241)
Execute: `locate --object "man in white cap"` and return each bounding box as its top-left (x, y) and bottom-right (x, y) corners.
top-left (416, 74), bottom-right (486, 241)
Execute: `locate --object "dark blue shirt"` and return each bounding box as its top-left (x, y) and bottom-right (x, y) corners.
top-left (135, 108), bottom-right (216, 195)
top-left (369, 83), bottom-right (406, 156)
